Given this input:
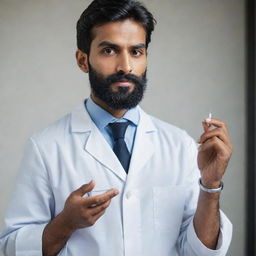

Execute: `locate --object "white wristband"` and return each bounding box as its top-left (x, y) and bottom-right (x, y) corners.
top-left (198, 178), bottom-right (224, 193)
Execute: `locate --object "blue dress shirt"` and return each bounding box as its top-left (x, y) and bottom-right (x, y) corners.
top-left (85, 97), bottom-right (140, 154)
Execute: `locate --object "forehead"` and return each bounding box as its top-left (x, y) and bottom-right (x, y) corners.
top-left (91, 19), bottom-right (146, 47)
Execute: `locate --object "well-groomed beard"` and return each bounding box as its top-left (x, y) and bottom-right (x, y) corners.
top-left (88, 63), bottom-right (147, 110)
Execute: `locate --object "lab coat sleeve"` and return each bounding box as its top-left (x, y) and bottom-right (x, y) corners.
top-left (0, 137), bottom-right (57, 256)
top-left (176, 134), bottom-right (233, 256)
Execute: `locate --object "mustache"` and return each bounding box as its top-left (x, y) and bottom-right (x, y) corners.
top-left (106, 73), bottom-right (146, 85)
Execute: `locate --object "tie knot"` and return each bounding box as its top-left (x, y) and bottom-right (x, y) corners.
top-left (109, 122), bottom-right (129, 141)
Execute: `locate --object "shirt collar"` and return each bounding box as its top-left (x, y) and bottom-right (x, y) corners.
top-left (85, 97), bottom-right (140, 131)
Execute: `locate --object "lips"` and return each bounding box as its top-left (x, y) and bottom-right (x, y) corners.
top-left (113, 80), bottom-right (133, 86)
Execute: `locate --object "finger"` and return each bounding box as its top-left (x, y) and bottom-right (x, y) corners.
top-left (204, 118), bottom-right (228, 133)
top-left (73, 180), bottom-right (96, 197)
top-left (91, 209), bottom-right (106, 223)
top-left (84, 189), bottom-right (119, 207)
top-left (198, 136), bottom-right (230, 156)
top-left (89, 199), bottom-right (111, 216)
top-left (199, 128), bottom-right (229, 145)
top-left (202, 121), bottom-right (212, 133)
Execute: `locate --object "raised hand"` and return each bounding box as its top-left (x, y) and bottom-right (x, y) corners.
top-left (197, 118), bottom-right (233, 188)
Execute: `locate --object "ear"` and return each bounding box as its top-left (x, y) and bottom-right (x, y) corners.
top-left (76, 49), bottom-right (89, 73)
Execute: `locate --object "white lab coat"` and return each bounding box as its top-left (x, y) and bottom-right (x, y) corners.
top-left (0, 103), bottom-right (232, 256)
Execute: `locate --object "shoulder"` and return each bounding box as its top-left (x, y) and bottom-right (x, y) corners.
top-left (145, 112), bottom-right (195, 147)
top-left (150, 115), bottom-right (185, 135)
top-left (30, 111), bottom-right (72, 148)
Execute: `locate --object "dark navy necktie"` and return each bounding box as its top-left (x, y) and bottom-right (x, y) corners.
top-left (109, 122), bottom-right (131, 173)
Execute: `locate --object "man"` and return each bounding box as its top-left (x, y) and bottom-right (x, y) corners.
top-left (0, 0), bottom-right (233, 255)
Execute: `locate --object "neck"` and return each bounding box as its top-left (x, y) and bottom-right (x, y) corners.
top-left (91, 94), bottom-right (127, 119)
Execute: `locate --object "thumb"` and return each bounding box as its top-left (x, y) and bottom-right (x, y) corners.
top-left (74, 180), bottom-right (95, 197)
top-left (202, 121), bottom-right (211, 132)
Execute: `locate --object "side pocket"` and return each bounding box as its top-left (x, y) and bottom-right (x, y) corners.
top-left (153, 186), bottom-right (186, 236)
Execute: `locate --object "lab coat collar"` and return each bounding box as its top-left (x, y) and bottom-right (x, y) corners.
top-left (71, 102), bottom-right (156, 133)
top-left (71, 102), bottom-right (157, 182)
top-left (71, 104), bottom-right (93, 133)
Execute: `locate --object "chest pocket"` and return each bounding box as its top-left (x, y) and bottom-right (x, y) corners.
top-left (153, 186), bottom-right (186, 236)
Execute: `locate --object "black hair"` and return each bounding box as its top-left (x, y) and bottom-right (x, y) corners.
top-left (76, 0), bottom-right (156, 54)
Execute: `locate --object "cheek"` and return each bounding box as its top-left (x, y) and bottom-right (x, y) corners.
top-left (133, 58), bottom-right (147, 76)
top-left (89, 56), bottom-right (116, 76)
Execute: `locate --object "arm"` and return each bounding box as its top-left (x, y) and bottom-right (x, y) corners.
top-left (176, 119), bottom-right (233, 256)
top-left (0, 138), bottom-right (54, 255)
top-left (42, 181), bottom-right (119, 256)
top-left (193, 189), bottom-right (221, 249)
top-left (0, 137), bottom-right (119, 256)
top-left (194, 118), bottom-right (232, 249)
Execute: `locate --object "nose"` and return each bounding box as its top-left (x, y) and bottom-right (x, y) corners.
top-left (116, 52), bottom-right (132, 74)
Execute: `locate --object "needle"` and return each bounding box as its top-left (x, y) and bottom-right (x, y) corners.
top-left (197, 112), bottom-right (213, 149)
top-left (205, 112), bottom-right (212, 127)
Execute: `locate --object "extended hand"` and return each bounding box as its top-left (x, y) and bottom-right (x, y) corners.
top-left (197, 118), bottom-right (233, 188)
top-left (60, 181), bottom-right (119, 231)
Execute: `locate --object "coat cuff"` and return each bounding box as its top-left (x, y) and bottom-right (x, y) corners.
top-left (15, 224), bottom-right (47, 256)
top-left (187, 210), bottom-right (233, 256)
top-left (14, 223), bottom-right (68, 256)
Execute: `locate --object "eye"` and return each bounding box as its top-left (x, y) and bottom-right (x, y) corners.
top-left (132, 49), bottom-right (143, 56)
top-left (102, 48), bottom-right (115, 55)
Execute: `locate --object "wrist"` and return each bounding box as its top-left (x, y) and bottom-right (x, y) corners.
top-left (201, 179), bottom-right (221, 189)
top-left (42, 211), bottom-right (75, 256)
top-left (58, 211), bottom-right (77, 234)
top-left (199, 178), bottom-right (224, 194)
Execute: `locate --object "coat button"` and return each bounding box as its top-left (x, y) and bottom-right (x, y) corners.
top-left (126, 191), bottom-right (132, 199)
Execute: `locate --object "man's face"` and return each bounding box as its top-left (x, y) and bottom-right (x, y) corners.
top-left (82, 19), bottom-right (148, 109)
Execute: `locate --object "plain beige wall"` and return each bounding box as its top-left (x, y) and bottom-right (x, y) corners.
top-left (0, 0), bottom-right (245, 255)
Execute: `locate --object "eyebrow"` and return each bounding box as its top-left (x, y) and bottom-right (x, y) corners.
top-left (97, 41), bottom-right (146, 49)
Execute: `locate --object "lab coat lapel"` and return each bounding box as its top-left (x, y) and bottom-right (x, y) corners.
top-left (71, 104), bottom-right (126, 182)
top-left (85, 126), bottom-right (127, 181)
top-left (128, 107), bottom-right (156, 179)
